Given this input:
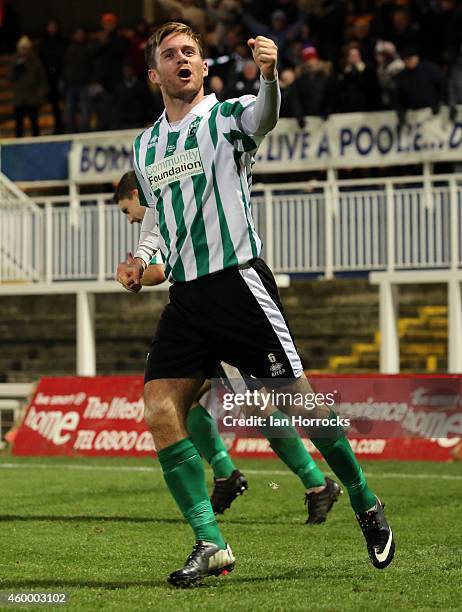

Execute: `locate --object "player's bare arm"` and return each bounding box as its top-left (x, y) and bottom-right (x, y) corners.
top-left (141, 264), bottom-right (166, 286)
top-left (116, 258), bottom-right (165, 290)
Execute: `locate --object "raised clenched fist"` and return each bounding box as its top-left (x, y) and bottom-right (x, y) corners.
top-left (248, 36), bottom-right (278, 81)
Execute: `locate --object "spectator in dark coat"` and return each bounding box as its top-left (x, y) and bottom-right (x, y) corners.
top-left (290, 46), bottom-right (335, 127)
top-left (420, 0), bottom-right (462, 67)
top-left (371, 0), bottom-right (396, 42)
top-left (346, 15), bottom-right (376, 65)
top-left (8, 36), bottom-right (48, 137)
top-left (388, 7), bottom-right (421, 56)
top-left (309, 0), bottom-right (347, 64)
top-left (93, 13), bottom-right (127, 93)
top-left (39, 19), bottom-right (67, 134)
top-left (62, 28), bottom-right (93, 133)
top-left (126, 18), bottom-right (151, 77)
top-left (279, 67), bottom-right (296, 118)
top-left (335, 43), bottom-right (381, 112)
top-left (394, 46), bottom-right (447, 126)
top-left (243, 0), bottom-right (300, 24)
top-left (204, 0), bottom-right (242, 49)
top-left (90, 12), bottom-right (128, 130)
top-left (242, 7), bottom-right (307, 67)
top-left (113, 63), bottom-right (152, 129)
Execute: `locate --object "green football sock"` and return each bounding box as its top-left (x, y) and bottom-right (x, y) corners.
top-left (157, 438), bottom-right (226, 549)
top-left (309, 411), bottom-right (377, 513)
top-left (186, 404), bottom-right (236, 479)
top-left (260, 409), bottom-right (326, 489)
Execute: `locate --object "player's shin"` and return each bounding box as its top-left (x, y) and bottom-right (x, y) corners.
top-left (307, 411), bottom-right (377, 513)
top-left (157, 437), bottom-right (227, 549)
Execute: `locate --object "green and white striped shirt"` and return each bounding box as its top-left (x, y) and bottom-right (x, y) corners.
top-left (133, 80), bottom-right (279, 282)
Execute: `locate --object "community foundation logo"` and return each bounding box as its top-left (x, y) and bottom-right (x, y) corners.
top-left (145, 148), bottom-right (203, 189)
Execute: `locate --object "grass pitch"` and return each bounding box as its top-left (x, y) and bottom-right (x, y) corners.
top-left (1, 456), bottom-right (461, 611)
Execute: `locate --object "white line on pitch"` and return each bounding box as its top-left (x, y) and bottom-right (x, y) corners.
top-left (0, 462), bottom-right (461, 480)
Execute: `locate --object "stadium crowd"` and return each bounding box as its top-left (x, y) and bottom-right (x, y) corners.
top-left (4, 0), bottom-right (462, 137)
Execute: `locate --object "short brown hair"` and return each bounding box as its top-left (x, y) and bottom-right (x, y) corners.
top-left (144, 22), bottom-right (203, 69)
top-left (113, 170), bottom-right (137, 203)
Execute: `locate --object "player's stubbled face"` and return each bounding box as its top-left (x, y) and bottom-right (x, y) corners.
top-left (151, 33), bottom-right (208, 102)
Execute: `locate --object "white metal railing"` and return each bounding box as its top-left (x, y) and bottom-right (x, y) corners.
top-left (1, 173), bottom-right (462, 284)
top-left (0, 172), bottom-right (43, 282)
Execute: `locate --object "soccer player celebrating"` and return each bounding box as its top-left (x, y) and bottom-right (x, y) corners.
top-left (115, 170), bottom-right (342, 519)
top-left (117, 23), bottom-right (395, 587)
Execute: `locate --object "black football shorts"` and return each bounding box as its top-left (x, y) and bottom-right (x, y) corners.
top-left (144, 258), bottom-right (304, 388)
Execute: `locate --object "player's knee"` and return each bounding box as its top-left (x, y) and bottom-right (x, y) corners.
top-left (144, 393), bottom-right (176, 433)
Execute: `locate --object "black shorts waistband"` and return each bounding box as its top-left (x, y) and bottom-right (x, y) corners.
top-left (172, 258), bottom-right (259, 285)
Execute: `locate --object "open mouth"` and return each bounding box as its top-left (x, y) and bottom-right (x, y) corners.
top-left (178, 68), bottom-right (192, 79)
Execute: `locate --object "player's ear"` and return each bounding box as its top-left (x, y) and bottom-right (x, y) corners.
top-left (148, 67), bottom-right (160, 85)
top-left (203, 60), bottom-right (209, 77)
top-left (131, 188), bottom-right (139, 200)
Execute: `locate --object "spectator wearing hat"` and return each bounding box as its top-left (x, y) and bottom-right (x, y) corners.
top-left (394, 47), bottom-right (447, 126)
top-left (91, 13), bottom-right (128, 130)
top-left (93, 13), bottom-right (127, 94)
top-left (8, 35), bottom-right (48, 137)
top-left (289, 46), bottom-right (335, 127)
top-left (335, 43), bottom-right (381, 113)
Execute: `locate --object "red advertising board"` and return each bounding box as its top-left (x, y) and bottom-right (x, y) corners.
top-left (13, 376), bottom-right (152, 457)
top-left (12, 375), bottom-right (462, 461)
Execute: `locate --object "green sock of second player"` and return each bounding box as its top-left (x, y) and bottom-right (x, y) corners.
top-left (186, 404), bottom-right (236, 479)
top-left (260, 409), bottom-right (326, 489)
top-left (309, 412), bottom-right (377, 513)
